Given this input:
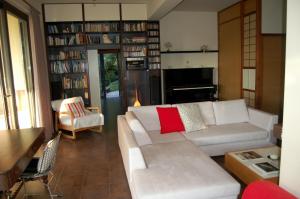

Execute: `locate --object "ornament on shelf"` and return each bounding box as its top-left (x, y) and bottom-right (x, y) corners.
top-left (200, 45), bottom-right (208, 52)
top-left (164, 42), bottom-right (172, 52)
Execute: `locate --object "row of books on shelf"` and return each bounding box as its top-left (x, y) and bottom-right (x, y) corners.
top-left (148, 44), bottom-right (160, 49)
top-left (148, 50), bottom-right (160, 56)
top-left (49, 50), bottom-right (86, 60)
top-left (148, 37), bottom-right (159, 43)
top-left (149, 63), bottom-right (160, 70)
top-left (123, 22), bottom-right (146, 32)
top-left (123, 45), bottom-right (146, 52)
top-left (147, 23), bottom-right (159, 30)
top-left (51, 61), bottom-right (87, 74)
top-left (48, 34), bottom-right (85, 46)
top-left (122, 36), bottom-right (146, 44)
top-left (148, 31), bottom-right (159, 37)
top-left (148, 57), bottom-right (160, 63)
top-left (86, 34), bottom-right (120, 45)
top-left (48, 24), bottom-right (83, 34)
top-left (123, 51), bottom-right (146, 57)
top-left (85, 23), bottom-right (119, 32)
top-left (63, 76), bottom-right (88, 89)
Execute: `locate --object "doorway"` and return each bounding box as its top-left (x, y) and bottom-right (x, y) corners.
top-left (99, 51), bottom-right (121, 131)
top-left (0, 4), bottom-right (35, 130)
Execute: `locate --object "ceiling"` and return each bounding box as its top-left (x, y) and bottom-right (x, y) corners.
top-left (175, 0), bottom-right (241, 12)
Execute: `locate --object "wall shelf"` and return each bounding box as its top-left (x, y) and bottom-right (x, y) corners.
top-left (161, 50), bottom-right (218, 54)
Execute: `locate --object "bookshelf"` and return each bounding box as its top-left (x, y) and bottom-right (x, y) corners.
top-left (121, 21), bottom-right (147, 58)
top-left (147, 21), bottom-right (161, 70)
top-left (46, 21), bottom-right (90, 105)
top-left (85, 21), bottom-right (121, 49)
top-left (45, 19), bottom-right (162, 107)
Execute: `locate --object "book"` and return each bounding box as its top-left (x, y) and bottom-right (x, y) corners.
top-left (235, 151), bottom-right (262, 160)
top-left (252, 162), bottom-right (279, 175)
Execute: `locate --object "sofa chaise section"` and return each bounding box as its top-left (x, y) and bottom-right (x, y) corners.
top-left (133, 141), bottom-right (240, 199)
top-left (118, 115), bottom-right (240, 199)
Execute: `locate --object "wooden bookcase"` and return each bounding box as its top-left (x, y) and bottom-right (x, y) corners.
top-left (120, 21), bottom-right (161, 106)
top-left (85, 21), bottom-right (121, 49)
top-left (46, 21), bottom-right (90, 105)
top-left (147, 21), bottom-right (161, 70)
top-left (45, 18), bottom-right (162, 107)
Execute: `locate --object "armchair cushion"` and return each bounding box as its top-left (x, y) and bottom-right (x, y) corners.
top-left (51, 97), bottom-right (84, 112)
top-left (59, 110), bottom-right (104, 129)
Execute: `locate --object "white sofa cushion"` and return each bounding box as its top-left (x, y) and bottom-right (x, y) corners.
top-left (147, 130), bottom-right (186, 144)
top-left (177, 103), bottom-right (207, 132)
top-left (184, 123), bottom-right (269, 146)
top-left (125, 111), bottom-right (152, 146)
top-left (133, 141), bottom-right (240, 199)
top-left (59, 110), bottom-right (104, 129)
top-left (128, 104), bottom-right (171, 131)
top-left (213, 99), bottom-right (249, 125)
top-left (196, 101), bottom-right (216, 125)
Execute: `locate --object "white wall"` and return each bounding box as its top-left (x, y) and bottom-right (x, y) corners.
top-left (87, 50), bottom-right (101, 110)
top-left (160, 11), bottom-right (218, 69)
top-left (279, 0), bottom-right (300, 197)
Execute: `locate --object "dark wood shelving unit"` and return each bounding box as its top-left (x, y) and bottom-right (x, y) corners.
top-left (44, 15), bottom-right (162, 107)
top-left (45, 21), bottom-right (90, 104)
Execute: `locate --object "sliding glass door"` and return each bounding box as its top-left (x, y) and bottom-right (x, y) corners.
top-left (0, 4), bottom-right (35, 129)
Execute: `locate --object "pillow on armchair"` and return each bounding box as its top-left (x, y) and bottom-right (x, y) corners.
top-left (65, 101), bottom-right (86, 118)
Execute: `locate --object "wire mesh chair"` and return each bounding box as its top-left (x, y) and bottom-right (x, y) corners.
top-left (19, 131), bottom-right (62, 199)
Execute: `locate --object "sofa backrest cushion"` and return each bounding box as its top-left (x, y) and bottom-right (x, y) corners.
top-left (125, 111), bottom-right (152, 146)
top-left (213, 99), bottom-right (249, 125)
top-left (196, 101), bottom-right (216, 125)
top-left (128, 104), bottom-right (171, 131)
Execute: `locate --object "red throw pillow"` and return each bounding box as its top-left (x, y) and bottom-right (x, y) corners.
top-left (156, 107), bottom-right (185, 134)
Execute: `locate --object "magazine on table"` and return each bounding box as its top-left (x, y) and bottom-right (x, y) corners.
top-left (235, 151), bottom-right (263, 160)
top-left (252, 162), bottom-right (279, 175)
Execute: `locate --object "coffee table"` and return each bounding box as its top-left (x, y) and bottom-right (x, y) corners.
top-left (225, 146), bottom-right (280, 185)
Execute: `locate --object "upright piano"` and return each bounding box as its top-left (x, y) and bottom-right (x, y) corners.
top-left (164, 68), bottom-right (217, 104)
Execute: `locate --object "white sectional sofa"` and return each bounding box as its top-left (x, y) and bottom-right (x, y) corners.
top-left (118, 99), bottom-right (278, 199)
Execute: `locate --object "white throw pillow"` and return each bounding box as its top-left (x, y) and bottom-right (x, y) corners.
top-left (213, 99), bottom-right (249, 125)
top-left (177, 103), bottom-right (207, 133)
top-left (125, 111), bottom-right (152, 146)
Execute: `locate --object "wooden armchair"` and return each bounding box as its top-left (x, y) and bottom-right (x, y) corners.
top-left (51, 97), bottom-right (104, 139)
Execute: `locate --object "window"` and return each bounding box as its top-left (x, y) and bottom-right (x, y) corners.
top-left (0, 3), bottom-right (35, 129)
